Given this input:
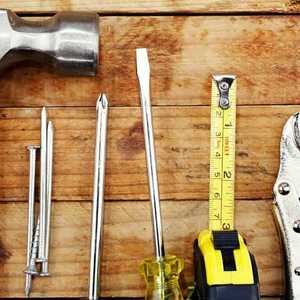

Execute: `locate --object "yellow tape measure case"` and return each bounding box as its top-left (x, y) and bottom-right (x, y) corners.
top-left (192, 230), bottom-right (260, 300)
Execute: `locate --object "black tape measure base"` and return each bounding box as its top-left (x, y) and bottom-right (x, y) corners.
top-left (191, 230), bottom-right (260, 300)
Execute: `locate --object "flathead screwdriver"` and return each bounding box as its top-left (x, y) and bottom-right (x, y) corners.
top-left (136, 48), bottom-right (165, 259)
top-left (136, 48), bottom-right (184, 300)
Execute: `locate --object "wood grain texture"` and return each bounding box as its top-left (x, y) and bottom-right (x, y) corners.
top-left (0, 5), bottom-right (294, 298)
top-left (0, 105), bottom-right (294, 202)
top-left (0, 16), bottom-right (299, 107)
top-left (0, 200), bottom-right (283, 298)
top-left (0, 0), bottom-right (299, 13)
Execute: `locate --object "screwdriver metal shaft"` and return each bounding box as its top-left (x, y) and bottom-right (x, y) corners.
top-left (136, 48), bottom-right (165, 259)
top-left (89, 94), bottom-right (109, 300)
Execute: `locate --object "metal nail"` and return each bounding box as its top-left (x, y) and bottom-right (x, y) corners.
top-left (40, 121), bottom-right (54, 276)
top-left (38, 107), bottom-right (47, 262)
top-left (24, 145), bottom-right (39, 297)
top-left (25, 219), bottom-right (40, 276)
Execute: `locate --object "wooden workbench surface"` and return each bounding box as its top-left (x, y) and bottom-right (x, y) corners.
top-left (0, 1), bottom-right (297, 299)
top-left (0, 0), bottom-right (299, 14)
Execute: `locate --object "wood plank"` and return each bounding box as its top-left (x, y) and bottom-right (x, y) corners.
top-left (0, 105), bottom-right (294, 202)
top-left (0, 16), bottom-right (299, 107)
top-left (0, 200), bottom-right (283, 298)
top-left (0, 0), bottom-right (299, 14)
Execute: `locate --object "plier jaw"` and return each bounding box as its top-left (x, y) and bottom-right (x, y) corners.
top-left (273, 112), bottom-right (300, 299)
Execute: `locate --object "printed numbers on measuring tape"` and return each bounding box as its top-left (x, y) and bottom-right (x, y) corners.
top-left (209, 76), bottom-right (236, 231)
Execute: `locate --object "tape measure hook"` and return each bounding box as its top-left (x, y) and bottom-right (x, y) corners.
top-left (213, 75), bottom-right (236, 110)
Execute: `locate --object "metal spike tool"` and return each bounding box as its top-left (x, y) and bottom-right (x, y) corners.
top-left (192, 76), bottom-right (260, 300)
top-left (24, 108), bottom-right (54, 297)
top-left (88, 94), bottom-right (109, 300)
top-left (24, 146), bottom-right (39, 297)
top-left (273, 113), bottom-right (300, 299)
top-left (136, 48), bottom-right (184, 300)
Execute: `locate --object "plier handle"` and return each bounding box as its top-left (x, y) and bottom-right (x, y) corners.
top-left (273, 112), bottom-right (300, 299)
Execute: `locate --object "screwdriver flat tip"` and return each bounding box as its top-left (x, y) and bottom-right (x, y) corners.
top-left (96, 93), bottom-right (108, 111)
top-left (136, 48), bottom-right (150, 78)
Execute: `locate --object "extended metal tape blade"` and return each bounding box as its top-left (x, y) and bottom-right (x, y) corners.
top-left (209, 75), bottom-right (236, 231)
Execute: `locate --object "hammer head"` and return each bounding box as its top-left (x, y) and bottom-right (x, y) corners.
top-left (0, 10), bottom-right (99, 76)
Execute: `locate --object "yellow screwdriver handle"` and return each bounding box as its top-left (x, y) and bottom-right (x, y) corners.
top-left (140, 255), bottom-right (184, 300)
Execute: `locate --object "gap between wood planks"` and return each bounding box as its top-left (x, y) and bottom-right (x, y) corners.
top-left (1, 103), bottom-right (300, 109)
top-left (13, 11), bottom-right (300, 17)
top-left (6, 0), bottom-right (300, 16)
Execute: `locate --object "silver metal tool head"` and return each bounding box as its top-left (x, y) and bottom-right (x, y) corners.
top-left (0, 9), bottom-right (99, 75)
top-left (273, 112), bottom-right (300, 299)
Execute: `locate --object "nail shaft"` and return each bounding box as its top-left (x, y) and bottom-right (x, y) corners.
top-left (25, 146), bottom-right (38, 297)
top-left (41, 121), bottom-right (54, 276)
top-left (38, 107), bottom-right (47, 262)
top-left (136, 48), bottom-right (165, 259)
top-left (88, 94), bottom-right (109, 300)
top-left (25, 218), bottom-right (40, 276)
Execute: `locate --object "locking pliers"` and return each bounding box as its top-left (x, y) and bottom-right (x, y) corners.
top-left (273, 112), bottom-right (300, 299)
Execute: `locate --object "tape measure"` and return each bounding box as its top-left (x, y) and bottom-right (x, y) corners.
top-left (192, 76), bottom-right (260, 300)
top-left (209, 75), bottom-right (236, 231)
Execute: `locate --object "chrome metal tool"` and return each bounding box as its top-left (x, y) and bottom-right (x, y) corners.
top-left (0, 10), bottom-right (99, 75)
top-left (136, 48), bottom-right (184, 300)
top-left (37, 108), bottom-right (47, 268)
top-left (37, 108), bottom-right (54, 277)
top-left (24, 108), bottom-right (54, 297)
top-left (40, 121), bottom-right (54, 276)
top-left (136, 48), bottom-right (165, 259)
top-left (89, 94), bottom-right (109, 300)
top-left (24, 145), bottom-right (39, 297)
top-left (273, 112), bottom-right (300, 300)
